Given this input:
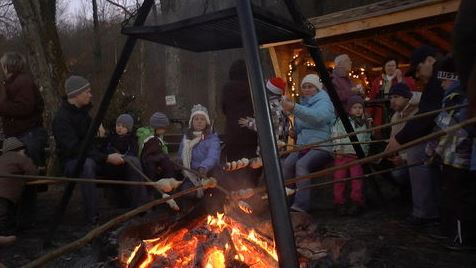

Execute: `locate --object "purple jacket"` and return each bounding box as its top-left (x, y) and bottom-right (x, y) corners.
top-left (331, 68), bottom-right (354, 107)
top-left (179, 133), bottom-right (221, 172)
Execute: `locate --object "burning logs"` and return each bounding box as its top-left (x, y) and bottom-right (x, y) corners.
top-left (124, 213), bottom-right (278, 268)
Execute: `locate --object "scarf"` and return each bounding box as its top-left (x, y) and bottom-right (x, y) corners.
top-left (181, 131), bottom-right (204, 198)
top-left (351, 115), bottom-right (366, 128)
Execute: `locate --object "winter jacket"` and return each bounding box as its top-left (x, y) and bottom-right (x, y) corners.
top-left (106, 133), bottom-right (139, 156)
top-left (332, 118), bottom-right (371, 156)
top-left (178, 133), bottom-right (221, 172)
top-left (331, 68), bottom-right (354, 107)
top-left (245, 95), bottom-right (290, 142)
top-left (221, 79), bottom-right (258, 159)
top-left (52, 100), bottom-right (107, 163)
top-left (0, 151), bottom-right (37, 203)
top-left (390, 92), bottom-right (421, 160)
top-left (395, 70), bottom-right (444, 144)
top-left (293, 90), bottom-right (335, 150)
top-left (0, 73), bottom-right (44, 137)
top-left (434, 81), bottom-right (474, 169)
top-left (369, 75), bottom-right (417, 100)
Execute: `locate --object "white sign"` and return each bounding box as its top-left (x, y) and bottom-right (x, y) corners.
top-left (165, 95), bottom-right (176, 106)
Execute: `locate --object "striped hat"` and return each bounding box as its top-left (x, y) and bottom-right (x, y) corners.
top-left (65, 75), bottom-right (91, 98)
top-left (2, 137), bottom-right (25, 153)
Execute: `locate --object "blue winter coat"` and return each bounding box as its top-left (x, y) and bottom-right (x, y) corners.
top-left (178, 133), bottom-right (221, 172)
top-left (294, 90), bottom-right (335, 149)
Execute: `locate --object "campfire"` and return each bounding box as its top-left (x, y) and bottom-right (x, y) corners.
top-left (124, 212), bottom-right (278, 268)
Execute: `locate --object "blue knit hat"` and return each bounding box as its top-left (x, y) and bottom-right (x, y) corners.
top-left (389, 82), bottom-right (413, 99)
top-left (150, 112), bottom-right (169, 129)
top-left (116, 114), bottom-right (134, 131)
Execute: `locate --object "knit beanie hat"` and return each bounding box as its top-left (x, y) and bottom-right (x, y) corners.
top-left (389, 82), bottom-right (413, 99)
top-left (116, 114), bottom-right (134, 131)
top-left (300, 74), bottom-right (323, 90)
top-left (347, 94), bottom-right (365, 112)
top-left (266, 77), bottom-right (287, 95)
top-left (2, 137), bottom-right (25, 153)
top-left (65, 75), bottom-right (91, 98)
top-left (437, 54), bottom-right (459, 81)
top-left (189, 104), bottom-right (211, 127)
top-left (149, 112), bottom-right (170, 129)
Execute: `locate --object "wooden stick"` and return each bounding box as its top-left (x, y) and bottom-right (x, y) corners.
top-left (22, 184), bottom-right (204, 268)
top-left (249, 116), bottom-right (476, 195)
top-left (0, 173), bottom-right (163, 187)
top-left (297, 161), bottom-right (424, 191)
top-left (281, 103), bottom-right (468, 156)
top-left (173, 162), bottom-right (231, 197)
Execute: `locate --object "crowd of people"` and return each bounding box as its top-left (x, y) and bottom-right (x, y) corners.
top-left (0, 29), bottom-right (475, 259)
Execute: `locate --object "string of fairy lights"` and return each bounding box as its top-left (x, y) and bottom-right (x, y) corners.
top-left (286, 53), bottom-right (370, 99)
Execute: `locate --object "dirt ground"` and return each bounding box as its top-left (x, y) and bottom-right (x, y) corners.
top-left (1, 177), bottom-right (476, 268)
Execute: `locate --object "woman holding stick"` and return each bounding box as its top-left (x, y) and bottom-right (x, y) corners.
top-left (281, 74), bottom-right (335, 212)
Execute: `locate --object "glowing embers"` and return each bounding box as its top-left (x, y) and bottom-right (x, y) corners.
top-left (126, 213), bottom-right (278, 268)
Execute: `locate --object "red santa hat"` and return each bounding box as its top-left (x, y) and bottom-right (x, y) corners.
top-left (266, 77), bottom-right (287, 95)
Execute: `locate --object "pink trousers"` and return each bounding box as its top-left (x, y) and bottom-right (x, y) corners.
top-left (333, 155), bottom-right (364, 205)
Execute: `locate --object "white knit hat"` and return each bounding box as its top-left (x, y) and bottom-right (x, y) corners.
top-left (189, 104), bottom-right (210, 127)
top-left (300, 74), bottom-right (323, 90)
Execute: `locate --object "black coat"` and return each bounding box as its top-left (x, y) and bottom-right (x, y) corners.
top-left (52, 100), bottom-right (106, 163)
top-left (395, 70), bottom-right (444, 144)
top-left (106, 133), bottom-right (139, 156)
top-left (454, 0), bottom-right (476, 89)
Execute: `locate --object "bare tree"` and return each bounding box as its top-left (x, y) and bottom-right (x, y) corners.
top-left (12, 0), bottom-right (68, 127)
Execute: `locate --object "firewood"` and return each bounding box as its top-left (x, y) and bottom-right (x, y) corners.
top-left (127, 242), bottom-right (147, 268)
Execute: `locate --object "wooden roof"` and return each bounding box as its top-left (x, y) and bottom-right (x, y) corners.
top-left (311, 0), bottom-right (460, 66)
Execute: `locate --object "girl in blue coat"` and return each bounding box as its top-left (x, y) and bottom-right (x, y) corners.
top-left (178, 104), bottom-right (221, 199)
top-left (281, 74), bottom-right (336, 212)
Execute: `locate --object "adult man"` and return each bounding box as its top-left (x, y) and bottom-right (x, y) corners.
top-left (386, 46), bottom-right (443, 226)
top-left (52, 75), bottom-right (125, 224)
top-left (0, 52), bottom-right (47, 166)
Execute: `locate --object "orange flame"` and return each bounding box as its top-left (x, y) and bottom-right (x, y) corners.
top-left (125, 212), bottom-right (278, 267)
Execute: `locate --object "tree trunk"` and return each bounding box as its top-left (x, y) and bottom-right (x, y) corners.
top-left (12, 0), bottom-right (68, 173)
top-left (12, 0), bottom-right (67, 127)
top-left (92, 0), bottom-right (102, 72)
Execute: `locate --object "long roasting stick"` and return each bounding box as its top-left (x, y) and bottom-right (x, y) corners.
top-left (252, 116), bottom-right (476, 195)
top-left (22, 184), bottom-right (204, 268)
top-left (281, 103), bottom-right (468, 156)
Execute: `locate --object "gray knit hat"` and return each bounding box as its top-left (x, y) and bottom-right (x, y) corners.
top-left (149, 112), bottom-right (169, 129)
top-left (116, 114), bottom-right (134, 131)
top-left (2, 137), bottom-right (25, 153)
top-left (65, 75), bottom-right (90, 98)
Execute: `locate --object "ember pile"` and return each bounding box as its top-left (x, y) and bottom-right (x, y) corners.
top-left (125, 213), bottom-right (278, 267)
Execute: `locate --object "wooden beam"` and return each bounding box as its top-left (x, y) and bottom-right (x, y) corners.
top-left (327, 46), bottom-right (374, 67)
top-left (314, 0), bottom-right (460, 39)
top-left (375, 37), bottom-right (412, 58)
top-left (336, 45), bottom-right (381, 65)
top-left (260, 39), bottom-right (302, 49)
top-left (414, 28), bottom-right (452, 52)
top-left (394, 32), bottom-right (424, 49)
top-left (268, 47), bottom-right (283, 78)
top-left (353, 40), bottom-right (389, 59)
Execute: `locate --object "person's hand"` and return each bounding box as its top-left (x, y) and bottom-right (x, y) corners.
top-left (97, 124), bottom-right (106, 138)
top-left (198, 167), bottom-right (207, 177)
top-left (288, 128), bottom-right (296, 139)
top-left (388, 155), bottom-right (405, 166)
top-left (281, 96), bottom-right (295, 113)
top-left (385, 137), bottom-right (401, 153)
top-left (106, 153), bottom-right (124, 165)
top-left (395, 69), bottom-right (403, 82)
top-left (238, 117), bottom-right (251, 128)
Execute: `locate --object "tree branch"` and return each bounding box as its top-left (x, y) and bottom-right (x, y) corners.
top-left (104, 0), bottom-right (132, 16)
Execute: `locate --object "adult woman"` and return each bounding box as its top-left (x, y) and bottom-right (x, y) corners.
top-left (281, 74), bottom-right (335, 212)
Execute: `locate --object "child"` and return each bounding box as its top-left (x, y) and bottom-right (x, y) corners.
top-left (387, 83), bottom-right (421, 184)
top-left (332, 95), bottom-right (371, 216)
top-left (0, 137), bottom-right (37, 235)
top-left (178, 104), bottom-right (220, 199)
top-left (102, 114), bottom-right (148, 207)
top-left (238, 77), bottom-right (290, 151)
top-left (140, 112), bottom-right (177, 180)
top-left (432, 55), bottom-right (476, 250)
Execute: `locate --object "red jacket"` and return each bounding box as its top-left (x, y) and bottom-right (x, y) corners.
top-left (369, 75), bottom-right (416, 100)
